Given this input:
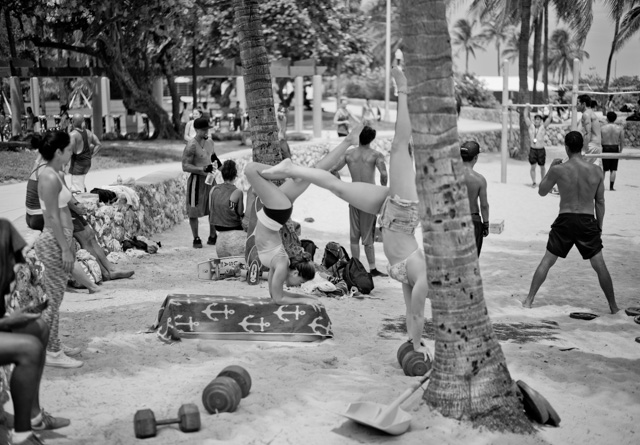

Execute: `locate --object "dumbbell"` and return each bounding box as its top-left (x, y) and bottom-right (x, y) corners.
top-left (202, 365), bottom-right (252, 414)
top-left (397, 341), bottom-right (432, 377)
top-left (133, 403), bottom-right (201, 439)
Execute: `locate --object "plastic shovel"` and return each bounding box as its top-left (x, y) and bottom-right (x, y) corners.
top-left (342, 371), bottom-right (431, 435)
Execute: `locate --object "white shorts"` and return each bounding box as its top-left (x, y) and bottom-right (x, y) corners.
top-left (70, 174), bottom-right (87, 193)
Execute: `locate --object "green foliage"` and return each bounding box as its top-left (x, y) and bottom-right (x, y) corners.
top-left (454, 73), bottom-right (499, 109)
top-left (343, 68), bottom-right (393, 101)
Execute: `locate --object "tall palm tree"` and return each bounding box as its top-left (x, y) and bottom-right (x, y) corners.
top-left (501, 28), bottom-right (521, 63)
top-left (518, 0), bottom-right (532, 161)
top-left (451, 18), bottom-right (484, 73)
top-left (548, 28), bottom-right (589, 85)
top-left (481, 20), bottom-right (513, 75)
top-left (400, 0), bottom-right (534, 432)
top-left (609, 1), bottom-right (640, 90)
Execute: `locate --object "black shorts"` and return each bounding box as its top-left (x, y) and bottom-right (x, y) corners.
top-left (547, 213), bottom-right (602, 260)
top-left (26, 214), bottom-right (44, 231)
top-left (529, 147), bottom-right (546, 166)
top-left (602, 145), bottom-right (619, 172)
top-left (472, 215), bottom-right (484, 256)
top-left (263, 206), bottom-right (292, 225)
top-left (70, 209), bottom-right (89, 233)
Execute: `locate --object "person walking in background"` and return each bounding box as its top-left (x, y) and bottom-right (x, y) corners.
top-left (522, 131), bottom-right (619, 314)
top-left (31, 131), bottom-right (84, 368)
top-left (601, 111), bottom-right (625, 191)
top-left (578, 94), bottom-right (602, 168)
top-left (605, 95), bottom-right (616, 114)
top-left (361, 99), bottom-right (377, 123)
top-left (231, 101), bottom-right (243, 132)
top-left (330, 125), bottom-right (388, 277)
top-left (68, 114), bottom-right (102, 193)
top-left (522, 104), bottom-right (552, 188)
top-left (1, 219), bottom-right (71, 445)
top-left (334, 99), bottom-right (359, 137)
top-left (184, 108), bottom-right (202, 142)
top-left (459, 141), bottom-right (490, 256)
top-left (26, 107), bottom-right (37, 134)
top-left (182, 117), bottom-right (222, 248)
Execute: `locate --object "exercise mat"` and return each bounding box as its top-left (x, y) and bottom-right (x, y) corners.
top-left (153, 294), bottom-right (333, 343)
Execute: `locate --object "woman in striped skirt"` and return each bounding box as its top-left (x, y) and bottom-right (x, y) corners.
top-left (32, 131), bottom-right (83, 368)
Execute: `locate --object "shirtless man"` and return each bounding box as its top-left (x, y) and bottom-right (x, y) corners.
top-left (460, 141), bottom-right (490, 256)
top-left (578, 94), bottom-right (602, 168)
top-left (522, 131), bottom-right (619, 314)
top-left (330, 125), bottom-right (388, 276)
top-left (68, 114), bottom-right (102, 193)
top-left (523, 105), bottom-right (552, 187)
top-left (182, 117), bottom-right (222, 248)
top-left (601, 111), bottom-right (625, 191)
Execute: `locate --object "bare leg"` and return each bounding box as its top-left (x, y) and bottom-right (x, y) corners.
top-left (72, 262), bottom-right (100, 293)
top-left (0, 332), bottom-right (43, 432)
top-left (589, 251), bottom-right (619, 314)
top-left (74, 227), bottom-right (133, 280)
top-left (522, 250), bottom-right (558, 308)
top-left (530, 164), bottom-right (536, 185)
top-left (245, 162), bottom-right (293, 210)
top-left (610, 171), bottom-right (617, 190)
top-left (540, 165), bottom-right (546, 181)
top-left (189, 218), bottom-right (199, 238)
top-left (350, 243), bottom-right (360, 262)
top-left (262, 160), bottom-right (389, 215)
top-left (363, 244), bottom-right (376, 270)
top-left (12, 318), bottom-right (49, 419)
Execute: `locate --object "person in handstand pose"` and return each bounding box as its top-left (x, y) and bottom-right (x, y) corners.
top-left (244, 123), bottom-right (366, 307)
top-left (262, 67), bottom-right (429, 356)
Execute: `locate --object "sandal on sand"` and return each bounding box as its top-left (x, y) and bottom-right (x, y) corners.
top-left (516, 380), bottom-right (550, 425)
top-left (634, 315), bottom-right (640, 325)
top-left (624, 307), bottom-right (640, 316)
top-left (569, 312), bottom-right (599, 320)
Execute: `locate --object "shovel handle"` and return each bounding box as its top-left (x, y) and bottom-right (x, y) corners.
top-left (386, 370), bottom-right (432, 412)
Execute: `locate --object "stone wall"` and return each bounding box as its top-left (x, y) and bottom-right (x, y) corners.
top-left (460, 106), bottom-right (502, 123)
top-left (84, 170), bottom-right (188, 252)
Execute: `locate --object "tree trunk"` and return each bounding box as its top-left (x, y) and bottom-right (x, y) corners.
top-left (604, 17), bottom-right (620, 92)
top-left (532, 16), bottom-right (542, 104)
top-left (465, 50), bottom-right (469, 74)
top-left (4, 8), bottom-right (17, 58)
top-left (400, 0), bottom-right (534, 433)
top-left (165, 72), bottom-right (181, 133)
top-left (517, 0), bottom-right (532, 159)
top-left (496, 42), bottom-right (501, 76)
top-left (543, 3), bottom-right (549, 102)
top-left (192, 46), bottom-right (198, 110)
top-left (233, 0), bottom-right (282, 164)
top-left (336, 59), bottom-right (342, 103)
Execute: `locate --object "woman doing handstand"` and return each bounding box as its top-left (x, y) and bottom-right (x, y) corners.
top-left (262, 68), bottom-right (429, 356)
top-left (245, 124), bottom-right (365, 306)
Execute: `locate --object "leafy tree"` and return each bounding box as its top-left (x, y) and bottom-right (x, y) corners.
top-left (451, 19), bottom-right (485, 74)
top-left (605, 1), bottom-right (640, 91)
top-left (481, 20), bottom-right (515, 76)
top-left (400, 0), bottom-right (534, 432)
top-left (548, 29), bottom-right (589, 85)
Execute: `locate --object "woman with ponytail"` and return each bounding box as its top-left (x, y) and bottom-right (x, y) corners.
top-left (31, 131), bottom-right (83, 368)
top-left (244, 123), bottom-right (365, 306)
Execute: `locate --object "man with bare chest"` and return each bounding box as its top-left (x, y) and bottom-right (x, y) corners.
top-left (460, 141), bottom-right (489, 256)
top-left (578, 94), bottom-right (602, 168)
top-left (331, 125), bottom-right (388, 276)
top-left (182, 117), bottom-right (222, 248)
top-left (601, 111), bottom-right (625, 191)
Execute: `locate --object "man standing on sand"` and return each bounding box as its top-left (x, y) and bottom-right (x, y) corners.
top-left (601, 111), bottom-right (625, 191)
top-left (578, 94), bottom-right (602, 168)
top-left (330, 125), bottom-right (388, 277)
top-left (69, 114), bottom-right (102, 193)
top-left (522, 104), bottom-right (552, 188)
top-left (460, 141), bottom-right (489, 256)
top-left (522, 131), bottom-right (619, 314)
top-left (182, 117), bottom-right (222, 248)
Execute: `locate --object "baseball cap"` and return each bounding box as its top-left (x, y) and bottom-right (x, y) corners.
top-left (194, 117), bottom-right (212, 130)
top-left (460, 141), bottom-right (480, 158)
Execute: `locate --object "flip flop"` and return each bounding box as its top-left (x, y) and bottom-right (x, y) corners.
top-left (624, 307), bottom-right (640, 316)
top-left (569, 312), bottom-right (599, 320)
top-left (634, 315), bottom-right (640, 325)
top-left (635, 337), bottom-right (640, 344)
top-left (544, 399), bottom-right (561, 427)
top-left (516, 380), bottom-right (550, 425)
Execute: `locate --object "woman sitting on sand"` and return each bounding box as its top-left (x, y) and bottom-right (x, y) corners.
top-left (245, 124), bottom-right (366, 306)
top-left (261, 67), bottom-right (429, 356)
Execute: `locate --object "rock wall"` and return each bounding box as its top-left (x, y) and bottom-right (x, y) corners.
top-left (460, 106), bottom-right (502, 123)
top-left (84, 170), bottom-right (188, 252)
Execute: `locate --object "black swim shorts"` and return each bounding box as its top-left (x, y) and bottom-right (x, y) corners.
top-left (70, 209), bottom-right (89, 234)
top-left (546, 213), bottom-right (603, 260)
top-left (602, 145), bottom-right (619, 172)
top-left (471, 214), bottom-right (484, 256)
top-left (529, 147), bottom-right (546, 166)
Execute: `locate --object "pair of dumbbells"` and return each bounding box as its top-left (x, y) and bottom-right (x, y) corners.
top-left (202, 365), bottom-right (252, 414)
top-left (397, 341), bottom-right (432, 376)
top-left (133, 404), bottom-right (200, 439)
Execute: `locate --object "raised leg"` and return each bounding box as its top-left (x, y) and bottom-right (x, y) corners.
top-left (522, 250), bottom-right (558, 308)
top-left (589, 251), bottom-right (619, 314)
top-left (244, 162), bottom-right (292, 210)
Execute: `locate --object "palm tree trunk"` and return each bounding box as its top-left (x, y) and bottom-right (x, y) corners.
top-left (465, 50), bottom-right (469, 74)
top-left (518, 0), bottom-right (532, 159)
top-left (233, 0), bottom-right (282, 164)
top-left (496, 42), bottom-right (501, 76)
top-left (543, 3), bottom-right (549, 102)
top-left (604, 17), bottom-right (620, 92)
top-left (532, 16), bottom-right (542, 104)
top-left (400, 0), bottom-right (534, 432)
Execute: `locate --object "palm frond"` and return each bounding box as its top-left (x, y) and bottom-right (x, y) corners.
top-left (615, 4), bottom-right (640, 50)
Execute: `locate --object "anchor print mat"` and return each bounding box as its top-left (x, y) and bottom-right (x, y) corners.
top-left (153, 294), bottom-right (334, 343)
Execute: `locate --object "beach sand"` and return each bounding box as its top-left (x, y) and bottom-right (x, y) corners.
top-left (12, 148), bottom-right (640, 445)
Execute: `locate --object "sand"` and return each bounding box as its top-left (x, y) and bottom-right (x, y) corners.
top-left (8, 147), bottom-right (640, 445)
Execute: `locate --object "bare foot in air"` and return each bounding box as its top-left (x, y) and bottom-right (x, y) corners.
top-left (261, 158), bottom-right (295, 180)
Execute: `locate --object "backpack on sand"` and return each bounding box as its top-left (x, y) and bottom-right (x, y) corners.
top-left (343, 257), bottom-right (375, 295)
top-left (300, 239), bottom-right (318, 262)
top-left (322, 241), bottom-right (350, 277)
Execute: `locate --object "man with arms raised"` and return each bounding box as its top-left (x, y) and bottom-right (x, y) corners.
top-left (330, 125), bottom-right (388, 277)
top-left (523, 131), bottom-right (619, 314)
top-left (460, 141), bottom-right (489, 256)
top-left (578, 94), bottom-right (602, 168)
top-left (68, 114), bottom-right (102, 192)
top-left (600, 111), bottom-right (625, 191)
